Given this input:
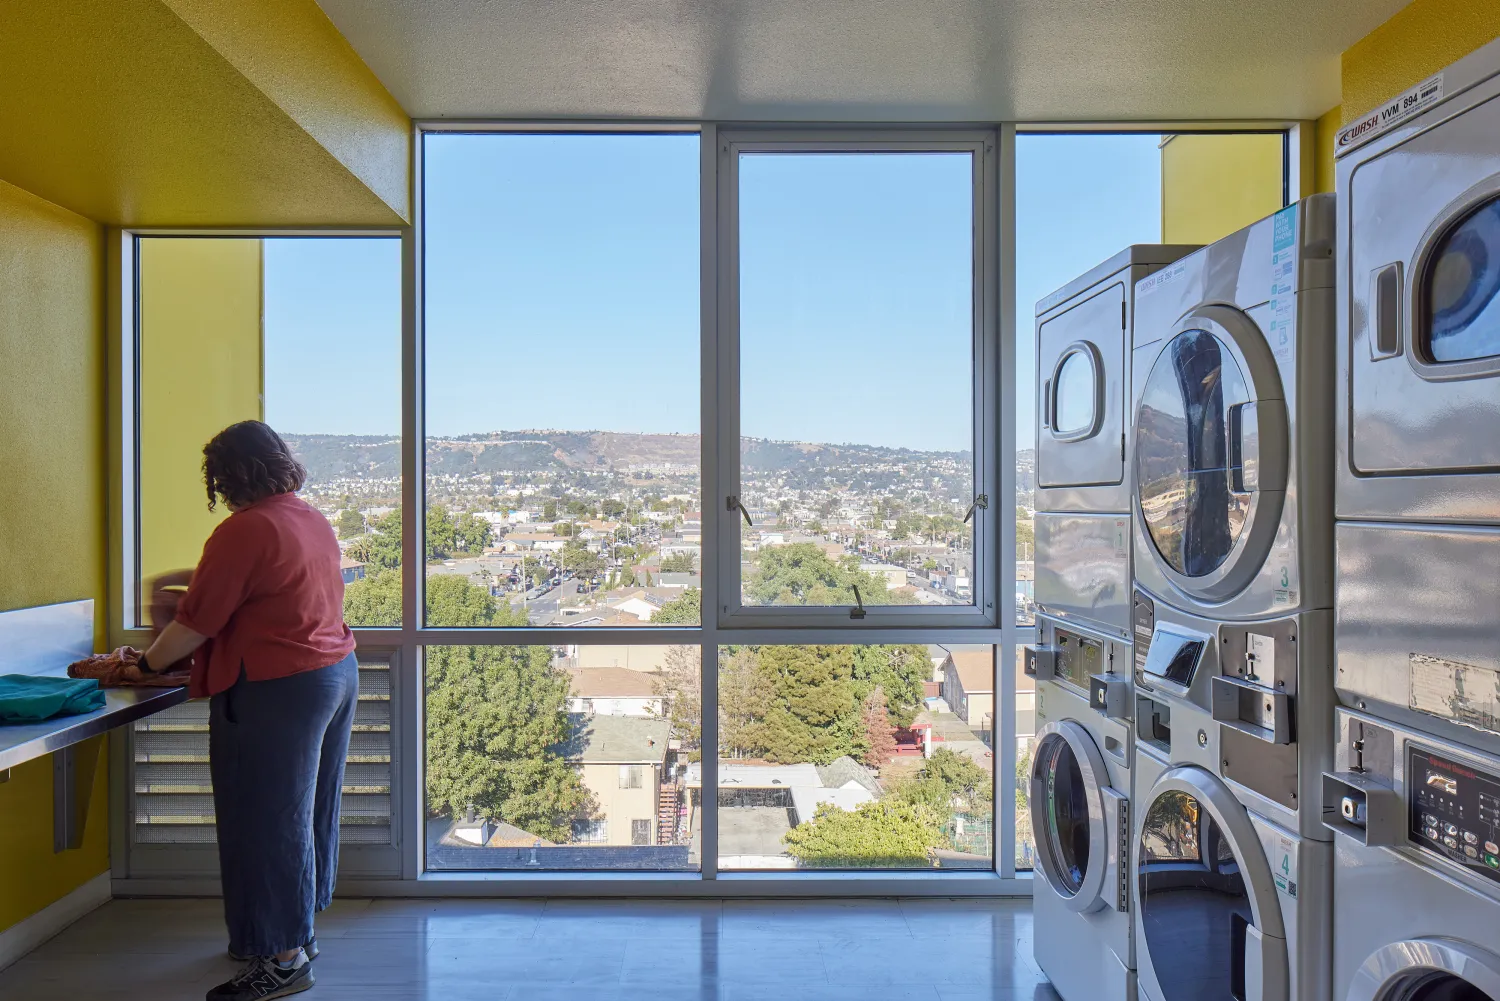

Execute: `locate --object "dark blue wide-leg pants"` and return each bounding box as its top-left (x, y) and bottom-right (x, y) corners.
top-left (209, 652), bottom-right (358, 957)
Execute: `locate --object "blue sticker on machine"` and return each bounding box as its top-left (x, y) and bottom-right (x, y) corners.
top-left (1268, 205), bottom-right (1298, 359)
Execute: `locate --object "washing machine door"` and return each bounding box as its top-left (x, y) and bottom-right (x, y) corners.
top-left (1039, 283), bottom-right (1126, 490)
top-left (1347, 939), bottom-right (1500, 1001)
top-left (1134, 308), bottom-right (1288, 602)
top-left (1030, 720), bottom-right (1126, 913)
top-left (1136, 765), bottom-right (1289, 1001)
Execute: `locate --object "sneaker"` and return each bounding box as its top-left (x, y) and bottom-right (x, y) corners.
top-left (229, 937), bottom-right (318, 963)
top-left (206, 951), bottom-right (315, 1000)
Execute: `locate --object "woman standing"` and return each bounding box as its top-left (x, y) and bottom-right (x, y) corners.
top-left (141, 420), bottom-right (357, 1001)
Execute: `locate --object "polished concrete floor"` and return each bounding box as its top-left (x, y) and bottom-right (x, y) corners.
top-left (0, 896), bottom-right (1057, 1001)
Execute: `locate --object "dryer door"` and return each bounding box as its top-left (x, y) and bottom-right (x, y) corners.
top-left (1038, 282), bottom-right (1126, 489)
top-left (1134, 308), bottom-right (1289, 602)
top-left (1348, 88), bottom-right (1500, 507)
top-left (1136, 766), bottom-right (1289, 1001)
top-left (1346, 939), bottom-right (1500, 1001)
top-left (1030, 720), bottom-right (1126, 913)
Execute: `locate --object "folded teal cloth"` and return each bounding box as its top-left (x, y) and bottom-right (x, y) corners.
top-left (0, 674), bottom-right (106, 723)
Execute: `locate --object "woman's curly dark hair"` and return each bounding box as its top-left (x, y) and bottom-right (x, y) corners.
top-left (202, 421), bottom-right (307, 512)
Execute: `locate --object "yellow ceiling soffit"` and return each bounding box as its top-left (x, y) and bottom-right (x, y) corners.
top-left (160, 0), bottom-right (409, 221)
top-left (0, 0), bottom-right (409, 228)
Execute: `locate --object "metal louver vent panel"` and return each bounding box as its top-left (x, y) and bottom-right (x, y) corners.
top-left (131, 657), bottom-right (393, 847)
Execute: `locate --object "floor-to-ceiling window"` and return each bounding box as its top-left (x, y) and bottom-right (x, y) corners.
top-left (119, 125), bottom-right (1285, 889)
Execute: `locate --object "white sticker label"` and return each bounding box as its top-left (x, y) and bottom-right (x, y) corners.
top-left (1114, 518), bottom-right (1128, 558)
top-left (1247, 632), bottom-right (1276, 680)
top-left (1136, 261), bottom-right (1188, 298)
top-left (1336, 73), bottom-right (1445, 156)
top-left (1273, 835), bottom-right (1298, 897)
top-left (1411, 653), bottom-right (1500, 734)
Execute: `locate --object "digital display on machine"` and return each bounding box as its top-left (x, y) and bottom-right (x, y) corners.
top-left (1408, 745), bottom-right (1500, 886)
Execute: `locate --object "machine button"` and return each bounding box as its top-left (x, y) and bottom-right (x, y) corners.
top-left (1443, 836), bottom-right (1459, 850)
top-left (1424, 813), bottom-right (1439, 827)
top-left (1444, 822), bottom-right (1459, 837)
top-left (1486, 854), bottom-right (1500, 869)
top-left (1486, 841), bottom-right (1499, 855)
top-left (1463, 830), bottom-right (1479, 845)
top-left (1425, 826), bottom-right (1441, 841)
top-left (1465, 846), bottom-right (1479, 859)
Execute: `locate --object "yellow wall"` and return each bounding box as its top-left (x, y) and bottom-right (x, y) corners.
top-left (0, 179), bottom-right (111, 933)
top-left (1342, 0), bottom-right (1500, 123)
top-left (138, 239), bottom-right (264, 590)
top-left (1160, 133), bottom-right (1287, 245)
top-left (1313, 106), bottom-right (1341, 195)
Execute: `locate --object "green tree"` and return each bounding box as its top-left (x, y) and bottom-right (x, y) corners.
top-left (741, 645), bottom-right (861, 765)
top-left (336, 508), bottom-right (365, 540)
top-left (850, 644), bottom-right (928, 728)
top-left (561, 544), bottom-right (602, 579)
top-left (453, 511), bottom-right (492, 554)
top-left (744, 543), bottom-right (911, 606)
top-left (890, 747), bottom-right (994, 833)
top-left (921, 558), bottom-right (939, 572)
top-left (782, 800), bottom-right (943, 867)
top-left (653, 645), bottom-right (702, 760)
top-left (600, 499), bottom-right (626, 519)
top-left (542, 500), bottom-right (557, 521)
top-left (660, 551), bottom-right (697, 574)
top-left (345, 509), bottom-right (402, 572)
top-left (553, 521), bottom-right (575, 537)
top-left (805, 519), bottom-right (824, 535)
top-left (424, 575), bottom-right (590, 842)
top-left (652, 587), bottom-right (700, 624)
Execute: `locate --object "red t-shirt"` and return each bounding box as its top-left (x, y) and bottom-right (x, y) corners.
top-left (176, 492), bottom-right (356, 698)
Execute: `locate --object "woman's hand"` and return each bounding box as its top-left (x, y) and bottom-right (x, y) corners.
top-left (140, 620), bottom-right (208, 674)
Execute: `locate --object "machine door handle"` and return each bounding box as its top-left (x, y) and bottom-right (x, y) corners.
top-left (1370, 262), bottom-right (1404, 360)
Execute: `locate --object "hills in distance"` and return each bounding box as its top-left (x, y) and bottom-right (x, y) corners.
top-left (282, 431), bottom-right (1031, 486)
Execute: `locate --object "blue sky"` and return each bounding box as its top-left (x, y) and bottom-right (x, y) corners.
top-left (263, 132), bottom-right (1161, 452)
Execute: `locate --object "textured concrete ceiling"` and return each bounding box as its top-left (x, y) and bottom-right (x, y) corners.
top-left (316, 0), bottom-right (1409, 122)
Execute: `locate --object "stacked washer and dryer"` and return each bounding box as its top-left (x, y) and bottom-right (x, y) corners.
top-left (1027, 246), bottom-right (1197, 1001)
top-left (1324, 34), bottom-right (1500, 1001)
top-left (1126, 194), bottom-right (1338, 1001)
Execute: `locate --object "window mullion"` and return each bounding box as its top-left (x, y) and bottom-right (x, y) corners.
top-left (700, 124), bottom-right (722, 878)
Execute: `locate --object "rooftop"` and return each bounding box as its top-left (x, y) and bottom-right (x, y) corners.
top-left (554, 713), bottom-right (670, 765)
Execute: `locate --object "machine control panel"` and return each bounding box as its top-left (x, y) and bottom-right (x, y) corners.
top-left (1409, 745), bottom-right (1500, 884)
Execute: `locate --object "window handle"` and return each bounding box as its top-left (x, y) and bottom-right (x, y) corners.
top-left (726, 495), bottom-right (753, 527)
top-left (850, 584), bottom-right (867, 620)
top-left (962, 493), bottom-right (989, 524)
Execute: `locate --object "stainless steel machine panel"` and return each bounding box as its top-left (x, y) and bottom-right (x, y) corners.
top-left (1037, 245), bottom-right (1198, 517)
top-left (1338, 35), bottom-right (1500, 523)
top-left (1036, 512), bottom-right (1131, 636)
top-left (1336, 521), bottom-right (1500, 757)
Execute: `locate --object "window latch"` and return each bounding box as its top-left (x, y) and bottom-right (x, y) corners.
top-left (962, 493), bottom-right (989, 524)
top-left (726, 496), bottom-right (753, 527)
top-left (850, 584), bottom-right (867, 620)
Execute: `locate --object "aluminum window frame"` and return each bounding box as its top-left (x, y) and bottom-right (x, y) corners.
top-left (712, 128), bottom-right (1001, 631)
top-left (110, 119), bottom-right (1361, 895)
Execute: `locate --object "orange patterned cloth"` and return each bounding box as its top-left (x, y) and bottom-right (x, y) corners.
top-left (68, 647), bottom-right (189, 688)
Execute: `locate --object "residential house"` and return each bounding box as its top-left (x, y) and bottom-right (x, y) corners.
top-left (339, 557), bottom-right (366, 584)
top-left (558, 714), bottom-right (671, 847)
top-left (566, 667), bottom-right (665, 717)
top-left (942, 649), bottom-right (994, 727)
top-left (574, 645), bottom-right (671, 674)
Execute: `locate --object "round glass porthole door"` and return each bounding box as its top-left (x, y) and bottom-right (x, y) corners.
top-left (1350, 940), bottom-right (1500, 1001)
top-left (1030, 722), bottom-right (1108, 909)
top-left (1424, 195), bottom-right (1500, 364)
top-left (1135, 318), bottom-right (1285, 599)
top-left (1138, 788), bottom-right (1253, 1001)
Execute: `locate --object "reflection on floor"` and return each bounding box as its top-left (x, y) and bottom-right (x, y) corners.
top-left (0, 896), bottom-right (1057, 1000)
